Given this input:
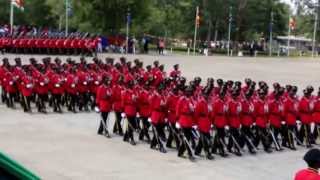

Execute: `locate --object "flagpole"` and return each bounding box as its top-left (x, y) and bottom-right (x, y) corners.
top-left (269, 11), bottom-right (274, 57)
top-left (65, 0), bottom-right (69, 37)
top-left (126, 9), bottom-right (130, 55)
top-left (312, 9), bottom-right (318, 57)
top-left (287, 15), bottom-right (291, 57)
top-left (227, 6), bottom-right (232, 56)
top-left (193, 6), bottom-right (199, 56)
top-left (10, 0), bottom-right (14, 35)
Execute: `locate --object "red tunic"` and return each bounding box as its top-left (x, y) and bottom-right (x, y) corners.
top-left (254, 98), bottom-right (269, 128)
top-left (176, 96), bottom-right (194, 128)
top-left (283, 96), bottom-right (298, 126)
top-left (299, 97), bottom-right (313, 124)
top-left (268, 99), bottom-right (283, 128)
top-left (212, 98), bottom-right (228, 128)
top-left (195, 96), bottom-right (211, 133)
top-left (137, 89), bottom-right (151, 118)
top-left (122, 89), bottom-right (137, 117)
top-left (228, 98), bottom-right (242, 128)
top-left (241, 98), bottom-right (254, 127)
top-left (312, 96), bottom-right (320, 123)
top-left (167, 93), bottom-right (179, 124)
top-left (294, 168), bottom-right (320, 180)
top-left (112, 84), bottom-right (123, 112)
top-left (96, 84), bottom-right (113, 112)
top-left (150, 91), bottom-right (167, 124)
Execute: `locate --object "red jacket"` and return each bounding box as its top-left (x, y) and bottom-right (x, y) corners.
top-left (138, 89), bottom-right (151, 118)
top-left (312, 96), bottom-right (320, 123)
top-left (150, 91), bottom-right (167, 124)
top-left (227, 98), bottom-right (242, 128)
top-left (254, 98), bottom-right (268, 128)
top-left (176, 96), bottom-right (194, 128)
top-left (241, 98), bottom-right (254, 127)
top-left (122, 89), bottom-right (137, 117)
top-left (299, 96), bottom-right (313, 124)
top-left (50, 74), bottom-right (64, 95)
top-left (76, 70), bottom-right (90, 93)
top-left (112, 84), bottom-right (123, 112)
top-left (212, 97), bottom-right (228, 128)
top-left (65, 73), bottom-right (78, 95)
top-left (268, 99), bottom-right (283, 128)
top-left (96, 84), bottom-right (113, 112)
top-left (35, 73), bottom-right (49, 95)
top-left (21, 75), bottom-right (34, 97)
top-left (283, 96), bottom-right (298, 126)
top-left (195, 96), bottom-right (211, 133)
top-left (167, 93), bottom-right (179, 124)
top-left (294, 169), bottom-right (320, 180)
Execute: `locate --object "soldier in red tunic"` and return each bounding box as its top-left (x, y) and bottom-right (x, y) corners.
top-left (137, 81), bottom-right (151, 142)
top-left (254, 89), bottom-right (273, 153)
top-left (122, 80), bottom-right (138, 145)
top-left (166, 87), bottom-right (181, 149)
top-left (312, 88), bottom-right (320, 144)
top-left (227, 89), bottom-right (243, 156)
top-left (150, 84), bottom-right (167, 153)
top-left (194, 89), bottom-right (214, 160)
top-left (96, 76), bottom-right (113, 137)
top-left (211, 87), bottom-right (229, 157)
top-left (112, 76), bottom-right (124, 136)
top-left (176, 86), bottom-right (196, 161)
top-left (298, 87), bottom-right (314, 148)
top-left (294, 148), bottom-right (320, 180)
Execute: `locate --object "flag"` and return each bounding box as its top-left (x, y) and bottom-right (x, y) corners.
top-left (289, 17), bottom-right (296, 30)
top-left (11, 0), bottom-right (24, 10)
top-left (66, 0), bottom-right (73, 17)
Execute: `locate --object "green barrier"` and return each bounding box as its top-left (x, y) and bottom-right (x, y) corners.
top-left (0, 152), bottom-right (41, 180)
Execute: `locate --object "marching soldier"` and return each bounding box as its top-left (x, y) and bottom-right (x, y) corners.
top-left (137, 81), bottom-right (151, 142)
top-left (166, 87), bottom-right (181, 149)
top-left (96, 76), bottom-right (113, 137)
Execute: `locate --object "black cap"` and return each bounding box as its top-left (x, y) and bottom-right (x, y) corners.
top-left (304, 149), bottom-right (320, 165)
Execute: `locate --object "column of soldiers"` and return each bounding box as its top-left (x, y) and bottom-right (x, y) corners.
top-left (1, 57), bottom-right (320, 161)
top-left (0, 32), bottom-right (100, 56)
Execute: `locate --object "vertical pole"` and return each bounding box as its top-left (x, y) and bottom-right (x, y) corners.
top-left (65, 0), bottom-right (69, 37)
top-left (10, 1), bottom-right (14, 35)
top-left (193, 6), bottom-right (199, 55)
top-left (312, 9), bottom-right (318, 57)
top-left (126, 9), bottom-right (130, 54)
top-left (227, 7), bottom-right (232, 56)
top-left (269, 11), bottom-right (274, 57)
top-left (287, 16), bottom-right (291, 57)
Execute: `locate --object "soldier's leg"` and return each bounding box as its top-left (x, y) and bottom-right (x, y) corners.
top-left (98, 112), bottom-right (109, 135)
top-left (128, 116), bottom-right (137, 145)
top-left (195, 132), bottom-right (204, 156)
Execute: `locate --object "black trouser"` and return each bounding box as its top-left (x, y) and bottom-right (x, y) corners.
top-left (139, 117), bottom-right (151, 141)
top-left (269, 125), bottom-right (283, 148)
top-left (286, 125), bottom-right (298, 148)
top-left (213, 127), bottom-right (227, 155)
top-left (113, 112), bottom-right (123, 135)
top-left (1, 87), bottom-right (7, 103)
top-left (124, 116), bottom-right (137, 142)
top-left (52, 94), bottom-right (62, 112)
top-left (299, 124), bottom-right (312, 147)
top-left (241, 126), bottom-right (255, 151)
top-left (195, 131), bottom-right (212, 156)
top-left (312, 123), bottom-right (320, 143)
top-left (151, 123), bottom-right (166, 149)
top-left (227, 127), bottom-right (242, 153)
top-left (78, 92), bottom-right (89, 111)
top-left (166, 122), bottom-right (180, 149)
top-left (22, 95), bottom-right (32, 112)
top-left (37, 94), bottom-right (47, 112)
top-left (68, 93), bottom-right (77, 112)
top-left (6, 92), bottom-right (15, 108)
top-left (254, 126), bottom-right (272, 151)
top-left (98, 112), bottom-right (109, 134)
top-left (178, 127), bottom-right (194, 157)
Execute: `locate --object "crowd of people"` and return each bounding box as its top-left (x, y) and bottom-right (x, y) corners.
top-left (0, 56), bottom-right (320, 161)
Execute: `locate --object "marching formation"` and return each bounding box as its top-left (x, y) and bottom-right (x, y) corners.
top-left (0, 57), bottom-right (320, 161)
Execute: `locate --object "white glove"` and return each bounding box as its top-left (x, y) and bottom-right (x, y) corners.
top-left (281, 121), bottom-right (286, 125)
top-left (175, 122), bottom-right (181, 129)
top-left (192, 125), bottom-right (198, 130)
top-left (225, 125), bottom-right (230, 131)
top-left (121, 113), bottom-right (126, 118)
top-left (148, 118), bottom-right (152, 123)
top-left (40, 82), bottom-right (45, 86)
top-left (136, 113), bottom-right (140, 118)
top-left (253, 122), bottom-right (256, 126)
top-left (94, 106), bottom-right (100, 113)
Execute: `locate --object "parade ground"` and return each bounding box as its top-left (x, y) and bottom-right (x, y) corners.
top-left (1, 54), bottom-right (320, 180)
